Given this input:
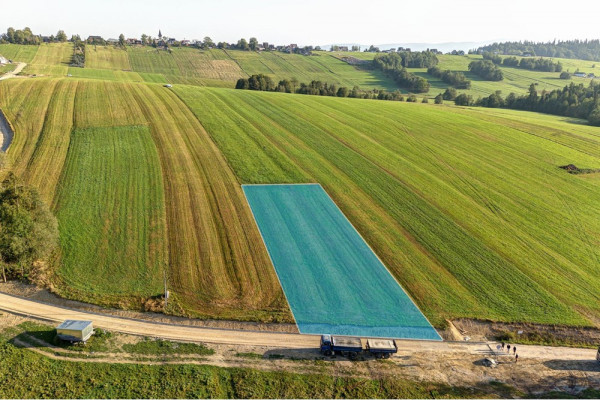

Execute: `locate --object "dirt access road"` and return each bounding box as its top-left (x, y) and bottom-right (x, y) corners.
top-left (0, 291), bottom-right (596, 362)
top-left (0, 62), bottom-right (26, 81)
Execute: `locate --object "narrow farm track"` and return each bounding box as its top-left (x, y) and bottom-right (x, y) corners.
top-left (0, 292), bottom-right (597, 362)
top-left (0, 62), bottom-right (27, 80)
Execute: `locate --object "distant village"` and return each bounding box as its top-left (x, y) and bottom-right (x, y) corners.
top-left (81, 30), bottom-right (448, 56)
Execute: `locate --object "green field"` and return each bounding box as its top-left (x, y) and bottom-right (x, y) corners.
top-left (66, 67), bottom-right (144, 82)
top-left (54, 125), bottom-right (167, 299)
top-left (176, 86), bottom-right (600, 327)
top-left (1, 41), bottom-right (600, 329)
top-left (85, 45), bottom-right (131, 70)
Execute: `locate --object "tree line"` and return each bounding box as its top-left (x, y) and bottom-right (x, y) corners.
top-left (453, 81), bottom-right (600, 126)
top-left (70, 36), bottom-right (85, 67)
top-left (476, 40), bottom-right (600, 61)
top-left (372, 53), bottom-right (434, 93)
top-left (427, 66), bottom-right (471, 89)
top-left (482, 52), bottom-right (564, 72)
top-left (235, 74), bottom-right (429, 102)
top-left (0, 172), bottom-right (58, 283)
top-left (1, 27), bottom-right (68, 45)
top-left (468, 60), bottom-right (504, 81)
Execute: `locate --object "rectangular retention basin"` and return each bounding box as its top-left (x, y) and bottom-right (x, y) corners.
top-left (243, 184), bottom-right (441, 340)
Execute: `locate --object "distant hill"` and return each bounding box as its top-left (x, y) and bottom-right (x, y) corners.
top-left (477, 40), bottom-right (600, 61)
top-left (323, 41), bottom-right (497, 53)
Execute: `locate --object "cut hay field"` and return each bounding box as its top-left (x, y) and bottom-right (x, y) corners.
top-left (124, 47), bottom-right (398, 90)
top-left (0, 78), bottom-right (290, 321)
top-left (175, 86), bottom-right (600, 327)
top-left (85, 45), bottom-right (131, 70)
top-left (1, 72), bottom-right (599, 328)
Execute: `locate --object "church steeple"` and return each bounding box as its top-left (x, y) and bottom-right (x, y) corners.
top-left (158, 29), bottom-right (162, 39)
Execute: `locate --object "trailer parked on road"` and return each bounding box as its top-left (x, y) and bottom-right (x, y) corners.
top-left (366, 338), bottom-right (397, 358)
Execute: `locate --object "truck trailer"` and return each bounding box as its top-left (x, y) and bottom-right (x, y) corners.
top-left (365, 338), bottom-right (397, 358)
top-left (320, 335), bottom-right (362, 359)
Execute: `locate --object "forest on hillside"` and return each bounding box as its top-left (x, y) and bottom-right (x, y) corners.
top-left (476, 40), bottom-right (600, 61)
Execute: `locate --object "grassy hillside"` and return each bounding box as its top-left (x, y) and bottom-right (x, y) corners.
top-left (176, 86), bottom-right (600, 327)
top-left (6, 43), bottom-right (597, 98)
top-left (332, 51), bottom-right (597, 97)
top-left (85, 44), bottom-right (131, 70)
top-left (1, 63), bottom-right (599, 327)
top-left (0, 43), bottom-right (38, 62)
top-left (0, 78), bottom-right (291, 322)
top-left (23, 42), bottom-right (72, 76)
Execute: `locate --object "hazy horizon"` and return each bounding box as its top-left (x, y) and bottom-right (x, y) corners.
top-left (2, 0), bottom-right (600, 47)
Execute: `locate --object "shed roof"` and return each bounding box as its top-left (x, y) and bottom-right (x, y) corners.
top-left (56, 320), bottom-right (93, 331)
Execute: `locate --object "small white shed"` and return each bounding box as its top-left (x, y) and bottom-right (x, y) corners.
top-left (56, 320), bottom-right (94, 342)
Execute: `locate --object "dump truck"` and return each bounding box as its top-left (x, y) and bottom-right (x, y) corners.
top-left (365, 338), bottom-right (398, 358)
top-left (320, 335), bottom-right (362, 359)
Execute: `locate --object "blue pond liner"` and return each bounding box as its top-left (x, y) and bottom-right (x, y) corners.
top-left (243, 184), bottom-right (441, 340)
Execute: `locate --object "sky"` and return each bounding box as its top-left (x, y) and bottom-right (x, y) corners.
top-left (2, 0), bottom-right (600, 47)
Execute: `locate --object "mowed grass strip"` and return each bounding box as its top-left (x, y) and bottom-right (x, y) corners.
top-left (66, 67), bottom-right (144, 82)
top-left (85, 45), bottom-right (131, 70)
top-left (23, 43), bottom-right (72, 76)
top-left (73, 80), bottom-right (146, 128)
top-left (127, 47), bottom-right (181, 75)
top-left (22, 79), bottom-right (79, 202)
top-left (176, 86), bottom-right (600, 327)
top-left (54, 125), bottom-right (167, 297)
top-left (128, 83), bottom-right (290, 321)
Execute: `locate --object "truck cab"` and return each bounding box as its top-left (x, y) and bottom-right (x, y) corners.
top-left (320, 334), bottom-right (333, 355)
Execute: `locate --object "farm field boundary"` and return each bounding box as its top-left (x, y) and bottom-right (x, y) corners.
top-left (242, 183), bottom-right (441, 340)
